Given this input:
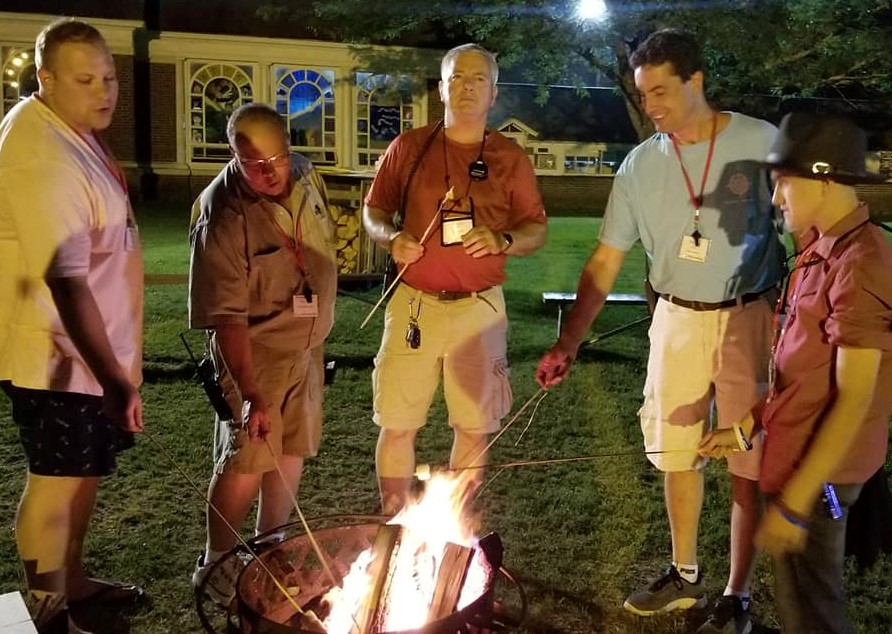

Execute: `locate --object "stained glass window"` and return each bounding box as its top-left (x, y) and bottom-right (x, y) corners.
top-left (273, 66), bottom-right (336, 165)
top-left (355, 72), bottom-right (414, 167)
top-left (188, 62), bottom-right (254, 162)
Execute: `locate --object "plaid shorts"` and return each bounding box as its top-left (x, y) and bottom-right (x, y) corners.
top-left (1, 381), bottom-right (134, 477)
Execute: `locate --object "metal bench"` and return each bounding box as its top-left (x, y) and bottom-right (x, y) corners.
top-left (542, 291), bottom-right (649, 338)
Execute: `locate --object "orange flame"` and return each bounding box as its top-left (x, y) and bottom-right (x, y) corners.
top-left (323, 473), bottom-right (485, 633)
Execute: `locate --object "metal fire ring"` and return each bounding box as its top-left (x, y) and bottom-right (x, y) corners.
top-left (195, 514), bottom-right (526, 634)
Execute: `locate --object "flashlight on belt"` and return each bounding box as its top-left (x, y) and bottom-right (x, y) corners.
top-left (822, 483), bottom-right (843, 520)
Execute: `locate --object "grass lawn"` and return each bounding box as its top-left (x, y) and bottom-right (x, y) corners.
top-left (0, 205), bottom-right (890, 633)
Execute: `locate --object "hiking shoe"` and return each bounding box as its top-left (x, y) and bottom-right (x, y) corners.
top-left (697, 595), bottom-right (752, 634)
top-left (623, 566), bottom-right (707, 615)
top-left (191, 551), bottom-right (250, 606)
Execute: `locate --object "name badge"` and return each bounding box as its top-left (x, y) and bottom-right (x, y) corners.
top-left (678, 234), bottom-right (710, 263)
top-left (440, 196), bottom-right (475, 246)
top-left (293, 293), bottom-right (319, 318)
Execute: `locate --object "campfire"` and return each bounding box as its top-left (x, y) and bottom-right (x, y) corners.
top-left (205, 473), bottom-right (520, 634)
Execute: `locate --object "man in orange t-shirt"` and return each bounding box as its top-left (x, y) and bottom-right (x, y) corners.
top-left (363, 43), bottom-right (547, 514)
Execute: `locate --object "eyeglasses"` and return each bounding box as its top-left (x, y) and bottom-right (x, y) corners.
top-left (235, 152), bottom-right (291, 171)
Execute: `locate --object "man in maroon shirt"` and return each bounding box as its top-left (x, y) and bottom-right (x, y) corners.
top-left (700, 112), bottom-right (892, 633)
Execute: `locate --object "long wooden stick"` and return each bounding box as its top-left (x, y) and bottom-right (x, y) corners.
top-left (359, 188), bottom-right (457, 330)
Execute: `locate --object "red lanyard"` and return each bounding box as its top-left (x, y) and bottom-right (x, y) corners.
top-left (35, 95), bottom-right (129, 197)
top-left (670, 113), bottom-right (718, 238)
top-left (268, 205), bottom-right (306, 276)
top-left (768, 246), bottom-right (821, 397)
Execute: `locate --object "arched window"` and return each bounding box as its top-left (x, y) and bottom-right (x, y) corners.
top-left (188, 61), bottom-right (254, 162)
top-left (2, 48), bottom-right (37, 116)
top-left (355, 72), bottom-right (414, 167)
top-left (273, 67), bottom-right (336, 165)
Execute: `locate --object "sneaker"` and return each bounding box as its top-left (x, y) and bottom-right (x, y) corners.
top-left (623, 566), bottom-right (707, 615)
top-left (697, 595), bottom-right (752, 634)
top-left (191, 551), bottom-right (250, 606)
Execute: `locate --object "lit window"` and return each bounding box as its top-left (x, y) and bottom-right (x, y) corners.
top-left (1, 47), bottom-right (37, 117)
top-left (188, 61), bottom-right (254, 162)
top-left (355, 72), bottom-right (414, 167)
top-left (273, 66), bottom-right (336, 165)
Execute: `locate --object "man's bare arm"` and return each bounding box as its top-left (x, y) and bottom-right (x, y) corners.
top-left (47, 276), bottom-right (142, 431)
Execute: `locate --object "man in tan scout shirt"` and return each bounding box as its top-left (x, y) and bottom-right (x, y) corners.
top-left (188, 103), bottom-right (338, 605)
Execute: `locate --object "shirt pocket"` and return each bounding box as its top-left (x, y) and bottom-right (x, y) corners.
top-left (248, 246), bottom-right (299, 311)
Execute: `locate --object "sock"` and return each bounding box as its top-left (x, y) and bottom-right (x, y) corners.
top-left (724, 586), bottom-right (751, 611)
top-left (673, 562), bottom-right (699, 584)
top-left (203, 548), bottom-right (229, 565)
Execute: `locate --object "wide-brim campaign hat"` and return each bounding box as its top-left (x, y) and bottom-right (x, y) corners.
top-left (760, 112), bottom-right (886, 185)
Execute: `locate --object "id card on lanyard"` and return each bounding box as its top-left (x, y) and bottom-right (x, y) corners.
top-left (671, 114), bottom-right (717, 264)
top-left (63, 106), bottom-right (139, 252)
top-left (267, 199), bottom-right (318, 319)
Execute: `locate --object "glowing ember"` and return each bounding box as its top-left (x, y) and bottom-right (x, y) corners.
top-left (323, 473), bottom-right (485, 633)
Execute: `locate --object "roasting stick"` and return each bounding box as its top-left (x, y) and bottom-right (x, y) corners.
top-left (142, 429), bottom-right (316, 623)
top-left (264, 441), bottom-right (363, 633)
top-left (449, 387), bottom-right (549, 477)
top-left (359, 186), bottom-right (457, 330)
top-left (264, 440), bottom-right (341, 590)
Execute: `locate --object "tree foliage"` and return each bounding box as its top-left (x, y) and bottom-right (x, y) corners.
top-left (260, 0), bottom-right (892, 140)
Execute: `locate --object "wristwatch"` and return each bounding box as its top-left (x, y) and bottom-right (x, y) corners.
top-left (501, 232), bottom-right (514, 253)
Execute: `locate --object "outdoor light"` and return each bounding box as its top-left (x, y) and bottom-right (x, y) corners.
top-left (576, 0), bottom-right (608, 21)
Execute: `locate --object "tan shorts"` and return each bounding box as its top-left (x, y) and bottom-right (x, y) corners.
top-left (639, 296), bottom-right (772, 479)
top-left (372, 283), bottom-right (511, 434)
top-left (213, 342), bottom-right (323, 474)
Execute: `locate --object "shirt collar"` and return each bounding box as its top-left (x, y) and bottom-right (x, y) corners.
top-left (810, 202), bottom-right (871, 260)
top-left (222, 155), bottom-right (306, 204)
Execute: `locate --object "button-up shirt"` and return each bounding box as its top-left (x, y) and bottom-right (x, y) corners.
top-left (761, 203), bottom-right (892, 494)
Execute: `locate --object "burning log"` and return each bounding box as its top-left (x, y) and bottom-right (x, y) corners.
top-left (226, 475), bottom-right (514, 634)
top-left (353, 523), bottom-right (400, 634)
top-left (427, 542), bottom-right (475, 623)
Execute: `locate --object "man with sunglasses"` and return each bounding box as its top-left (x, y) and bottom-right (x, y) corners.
top-left (363, 43), bottom-right (547, 515)
top-left (188, 102), bottom-right (338, 605)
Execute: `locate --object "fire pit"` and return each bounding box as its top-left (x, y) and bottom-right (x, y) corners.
top-left (196, 516), bottom-right (526, 634)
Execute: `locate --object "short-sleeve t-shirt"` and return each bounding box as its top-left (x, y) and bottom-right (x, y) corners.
top-left (189, 157), bottom-right (338, 351)
top-left (600, 112), bottom-right (783, 302)
top-left (0, 96), bottom-right (143, 394)
top-left (365, 124), bottom-right (546, 293)
top-left (761, 204), bottom-right (892, 493)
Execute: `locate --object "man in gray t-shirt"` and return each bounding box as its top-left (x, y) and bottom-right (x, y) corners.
top-left (537, 29), bottom-right (783, 634)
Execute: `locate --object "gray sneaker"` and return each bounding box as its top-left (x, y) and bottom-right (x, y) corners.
top-left (697, 595), bottom-right (752, 634)
top-left (191, 551), bottom-right (251, 606)
top-left (623, 566), bottom-right (707, 615)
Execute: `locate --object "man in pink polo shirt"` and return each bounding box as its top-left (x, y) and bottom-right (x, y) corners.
top-left (701, 112), bottom-right (892, 633)
top-left (0, 18), bottom-right (144, 634)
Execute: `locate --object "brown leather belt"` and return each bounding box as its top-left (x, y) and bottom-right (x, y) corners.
top-left (659, 289), bottom-right (770, 312)
top-left (419, 287), bottom-right (493, 301)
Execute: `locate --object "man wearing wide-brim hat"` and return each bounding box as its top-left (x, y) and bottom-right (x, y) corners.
top-left (700, 111), bottom-right (892, 633)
